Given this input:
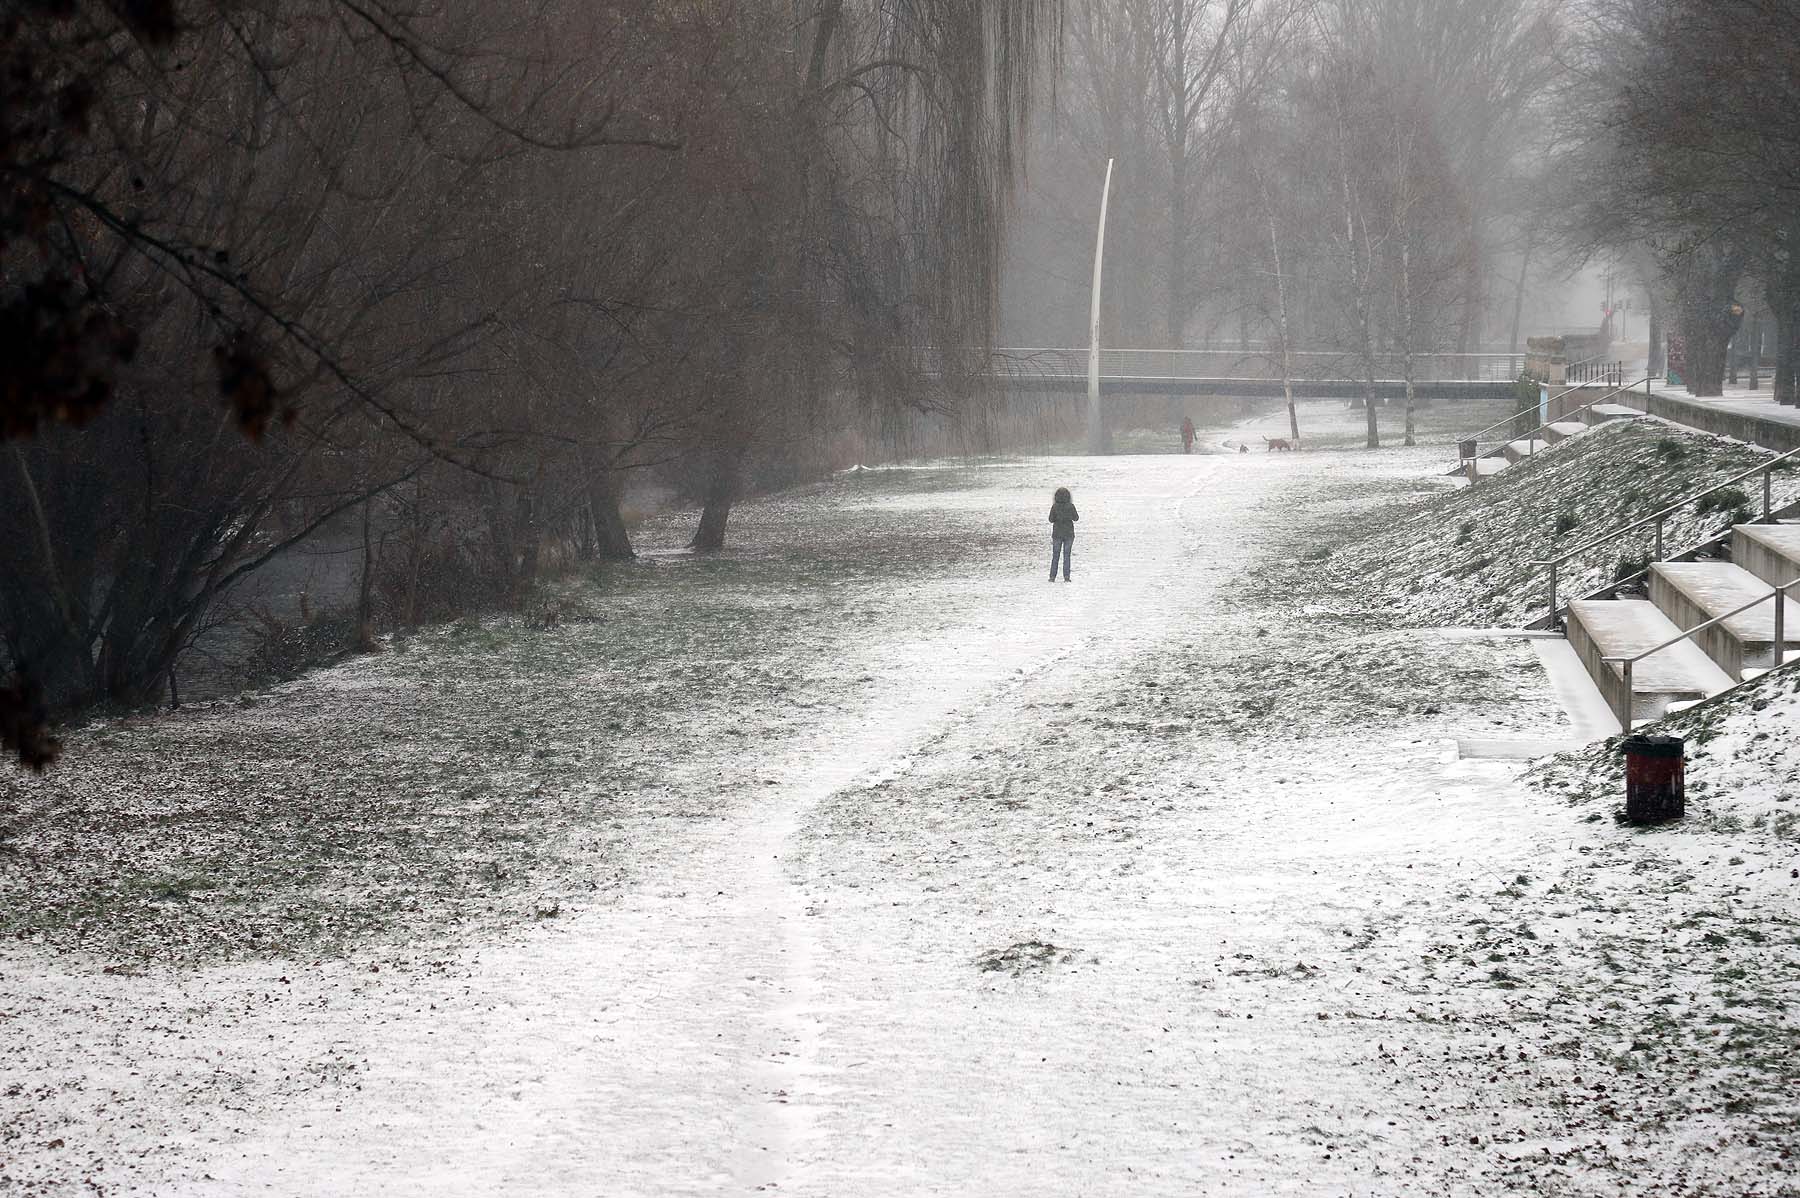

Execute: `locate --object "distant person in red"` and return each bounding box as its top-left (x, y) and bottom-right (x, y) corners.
top-left (1180, 416), bottom-right (1196, 454)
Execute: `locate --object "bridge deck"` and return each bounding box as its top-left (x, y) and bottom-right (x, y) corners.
top-left (984, 374), bottom-right (1515, 401)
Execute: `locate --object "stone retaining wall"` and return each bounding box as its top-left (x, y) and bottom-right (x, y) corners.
top-left (1616, 391), bottom-right (1800, 453)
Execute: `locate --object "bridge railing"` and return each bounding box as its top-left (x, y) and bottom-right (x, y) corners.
top-left (1566, 358), bottom-right (1626, 386)
top-left (976, 347), bottom-right (1527, 384)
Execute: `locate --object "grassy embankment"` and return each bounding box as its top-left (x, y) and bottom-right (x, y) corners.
top-left (1313, 418), bottom-right (1798, 627)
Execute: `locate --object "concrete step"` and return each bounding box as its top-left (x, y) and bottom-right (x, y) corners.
top-left (1502, 438), bottom-right (1549, 464)
top-left (1581, 403), bottom-right (1642, 427)
top-left (1542, 421), bottom-right (1589, 443)
top-left (1648, 561), bottom-right (1800, 679)
top-left (1732, 522), bottom-right (1800, 590)
top-left (1566, 598), bottom-right (1734, 724)
top-left (1466, 457), bottom-right (1509, 482)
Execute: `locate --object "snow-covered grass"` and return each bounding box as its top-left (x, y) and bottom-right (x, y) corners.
top-left (0, 475), bottom-right (1024, 963)
top-left (1310, 417), bottom-right (1799, 627)
top-left (1516, 665), bottom-right (1800, 1181)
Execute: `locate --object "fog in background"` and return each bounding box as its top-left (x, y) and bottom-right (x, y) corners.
top-left (4, 0), bottom-right (1796, 735)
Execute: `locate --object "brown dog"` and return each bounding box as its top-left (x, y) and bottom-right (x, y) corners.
top-left (1263, 436), bottom-right (1294, 452)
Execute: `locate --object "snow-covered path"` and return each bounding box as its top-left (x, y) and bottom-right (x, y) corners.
top-left (6, 434), bottom-right (1795, 1196)
top-left (185, 458), bottom-right (1236, 1194)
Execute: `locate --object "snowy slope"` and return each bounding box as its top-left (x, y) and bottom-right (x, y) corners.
top-left (1316, 419), bottom-right (1798, 628)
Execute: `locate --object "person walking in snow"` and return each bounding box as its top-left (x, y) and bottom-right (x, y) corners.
top-left (1048, 486), bottom-right (1078, 581)
top-left (1180, 416), bottom-right (1196, 454)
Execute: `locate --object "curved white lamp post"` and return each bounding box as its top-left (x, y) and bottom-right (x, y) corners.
top-left (1087, 157), bottom-right (1114, 455)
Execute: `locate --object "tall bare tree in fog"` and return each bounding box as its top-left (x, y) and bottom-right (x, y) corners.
top-left (1344, 0), bottom-right (1555, 359)
top-left (1063, 0), bottom-right (1162, 342)
top-left (1, 1), bottom-right (1063, 745)
top-left (1554, 0), bottom-right (1800, 402)
top-left (680, 1), bottom-right (1061, 550)
top-left (1144, 0), bottom-right (1253, 345)
top-left (1004, 0), bottom-right (1556, 443)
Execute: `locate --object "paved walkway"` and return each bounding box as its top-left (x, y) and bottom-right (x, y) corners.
top-left (1626, 382), bottom-right (1800, 453)
top-left (1649, 382), bottom-right (1800, 429)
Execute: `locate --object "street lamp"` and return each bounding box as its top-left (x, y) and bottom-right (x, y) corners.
top-left (1087, 158), bottom-right (1114, 456)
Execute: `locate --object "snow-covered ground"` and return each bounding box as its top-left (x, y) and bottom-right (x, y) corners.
top-left (2, 401), bottom-right (1795, 1195)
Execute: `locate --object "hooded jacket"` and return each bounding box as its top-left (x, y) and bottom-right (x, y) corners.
top-left (1049, 498), bottom-right (1079, 541)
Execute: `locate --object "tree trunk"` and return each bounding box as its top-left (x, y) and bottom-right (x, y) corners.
top-left (1647, 291), bottom-right (1665, 379)
top-left (514, 489), bottom-right (539, 604)
top-left (1401, 239), bottom-right (1416, 446)
top-left (1164, 1), bottom-right (1190, 349)
top-left (1333, 115), bottom-right (1378, 448)
top-left (355, 498), bottom-right (378, 653)
top-left (1362, 353), bottom-right (1380, 448)
top-left (805, 0), bottom-right (844, 90)
top-left (1458, 198), bottom-right (1488, 377)
top-left (1263, 198), bottom-right (1300, 445)
top-left (576, 503), bottom-right (595, 561)
top-left (1745, 316), bottom-right (1760, 390)
top-left (1457, 245), bottom-right (1481, 377)
top-left (1355, 252), bottom-right (1380, 447)
top-left (589, 468), bottom-right (636, 560)
top-left (1675, 251), bottom-right (1742, 397)
top-left (1349, 235), bottom-right (1379, 447)
top-left (1685, 323), bottom-right (1730, 397)
top-left (404, 490), bottom-right (424, 627)
top-left (1507, 242), bottom-right (1534, 357)
top-left (689, 448), bottom-right (740, 552)
top-left (1776, 302), bottom-right (1799, 406)
top-left (1167, 163), bottom-right (1188, 347)
top-left (1767, 249), bottom-right (1800, 405)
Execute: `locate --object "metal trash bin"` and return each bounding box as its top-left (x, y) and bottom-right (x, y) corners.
top-left (1458, 439), bottom-right (1478, 461)
top-left (1623, 734), bottom-right (1684, 823)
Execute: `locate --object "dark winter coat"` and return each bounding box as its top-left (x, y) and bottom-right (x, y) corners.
top-left (1049, 499), bottom-right (1079, 541)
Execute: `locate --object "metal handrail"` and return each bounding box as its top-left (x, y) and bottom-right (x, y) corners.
top-left (1530, 525), bottom-right (1735, 629)
top-left (1600, 577), bottom-right (1796, 729)
top-left (1531, 487), bottom-right (1800, 629)
top-left (1533, 441), bottom-right (1800, 625)
top-left (1463, 374), bottom-right (1651, 447)
top-left (1489, 376), bottom-right (1657, 466)
top-left (1513, 377), bottom-right (1655, 455)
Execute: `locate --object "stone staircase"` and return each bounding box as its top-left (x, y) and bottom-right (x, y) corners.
top-left (1564, 522), bottom-right (1800, 726)
top-left (1456, 376), bottom-right (1800, 732)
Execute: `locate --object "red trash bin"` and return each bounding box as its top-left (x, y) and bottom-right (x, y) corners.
top-left (1623, 734), bottom-right (1684, 823)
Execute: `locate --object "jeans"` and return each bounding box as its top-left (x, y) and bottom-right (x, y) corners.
top-left (1050, 536), bottom-right (1072, 580)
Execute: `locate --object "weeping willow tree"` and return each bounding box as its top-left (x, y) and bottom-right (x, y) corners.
top-left (686, 0), bottom-right (1063, 549)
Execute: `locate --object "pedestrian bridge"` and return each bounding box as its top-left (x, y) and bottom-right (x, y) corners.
top-left (933, 346), bottom-right (1523, 401)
